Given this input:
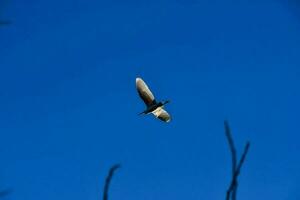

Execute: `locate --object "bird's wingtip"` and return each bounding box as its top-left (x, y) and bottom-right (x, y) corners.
top-left (166, 118), bottom-right (171, 123)
top-left (136, 77), bottom-right (142, 83)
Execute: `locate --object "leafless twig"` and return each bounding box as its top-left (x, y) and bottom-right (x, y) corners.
top-left (224, 120), bottom-right (250, 200)
top-left (103, 164), bottom-right (121, 200)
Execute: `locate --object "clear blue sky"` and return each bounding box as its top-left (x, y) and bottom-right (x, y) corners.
top-left (1, 0), bottom-right (300, 199)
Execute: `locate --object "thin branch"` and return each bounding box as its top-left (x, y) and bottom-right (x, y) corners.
top-left (224, 121), bottom-right (237, 179)
top-left (224, 120), bottom-right (237, 200)
top-left (236, 142), bottom-right (250, 179)
top-left (103, 164), bottom-right (121, 200)
top-left (224, 121), bottom-right (250, 200)
top-left (229, 142), bottom-right (250, 200)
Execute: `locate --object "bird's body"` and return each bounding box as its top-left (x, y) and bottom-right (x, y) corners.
top-left (139, 101), bottom-right (163, 114)
top-left (136, 77), bottom-right (171, 122)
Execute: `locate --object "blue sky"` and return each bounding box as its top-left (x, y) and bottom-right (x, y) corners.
top-left (1, 0), bottom-right (300, 199)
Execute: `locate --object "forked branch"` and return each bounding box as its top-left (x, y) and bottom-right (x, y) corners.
top-left (224, 121), bottom-right (250, 200)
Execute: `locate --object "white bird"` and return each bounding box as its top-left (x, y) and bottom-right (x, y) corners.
top-left (136, 77), bottom-right (171, 122)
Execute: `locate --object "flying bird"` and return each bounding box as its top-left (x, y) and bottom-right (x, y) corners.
top-left (136, 77), bottom-right (171, 122)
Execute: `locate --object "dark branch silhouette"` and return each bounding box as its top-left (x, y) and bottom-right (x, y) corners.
top-left (224, 121), bottom-right (237, 179)
top-left (224, 120), bottom-right (250, 200)
top-left (103, 164), bottom-right (121, 200)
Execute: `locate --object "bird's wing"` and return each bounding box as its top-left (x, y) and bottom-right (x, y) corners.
top-left (152, 107), bottom-right (171, 122)
top-left (136, 77), bottom-right (156, 106)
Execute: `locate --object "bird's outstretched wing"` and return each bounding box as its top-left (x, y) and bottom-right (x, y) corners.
top-left (152, 107), bottom-right (171, 122)
top-left (136, 77), bottom-right (156, 106)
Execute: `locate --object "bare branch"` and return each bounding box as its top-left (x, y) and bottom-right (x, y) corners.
top-left (236, 142), bottom-right (250, 178)
top-left (224, 120), bottom-right (237, 179)
top-left (224, 121), bottom-right (250, 200)
top-left (103, 164), bottom-right (121, 200)
top-left (224, 120), bottom-right (237, 200)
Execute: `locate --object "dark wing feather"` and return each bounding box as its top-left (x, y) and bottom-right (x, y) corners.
top-left (136, 78), bottom-right (156, 106)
